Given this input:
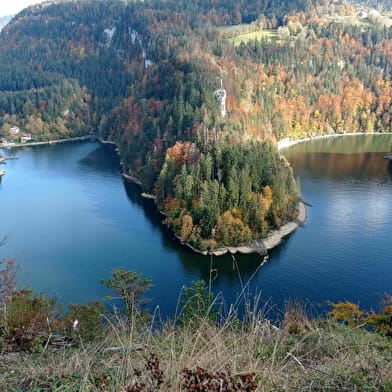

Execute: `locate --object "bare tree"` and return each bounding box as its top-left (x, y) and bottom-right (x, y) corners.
top-left (0, 236), bottom-right (18, 304)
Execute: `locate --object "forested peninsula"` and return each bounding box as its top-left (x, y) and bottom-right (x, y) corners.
top-left (1, 0), bottom-right (392, 251)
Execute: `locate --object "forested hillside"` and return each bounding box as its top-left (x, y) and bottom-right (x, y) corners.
top-left (1, 0), bottom-right (392, 250)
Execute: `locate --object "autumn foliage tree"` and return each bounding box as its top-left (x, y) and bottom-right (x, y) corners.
top-left (329, 295), bottom-right (392, 336)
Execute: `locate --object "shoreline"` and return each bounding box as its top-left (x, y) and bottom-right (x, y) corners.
top-left (277, 131), bottom-right (392, 150)
top-left (0, 136), bottom-right (95, 149)
top-left (181, 201), bottom-right (306, 257)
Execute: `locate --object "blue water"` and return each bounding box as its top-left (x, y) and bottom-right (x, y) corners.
top-left (1, 135), bottom-right (392, 318)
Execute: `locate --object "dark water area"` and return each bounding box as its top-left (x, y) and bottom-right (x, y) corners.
top-left (1, 135), bottom-right (392, 319)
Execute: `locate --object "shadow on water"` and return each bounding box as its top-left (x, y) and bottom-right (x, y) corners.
top-left (122, 180), bottom-right (181, 243)
top-left (79, 144), bottom-right (122, 174)
top-left (77, 141), bottom-right (305, 283)
top-left (387, 159), bottom-right (392, 176)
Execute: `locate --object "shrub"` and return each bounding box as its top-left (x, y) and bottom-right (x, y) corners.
top-left (63, 301), bottom-right (106, 342)
top-left (1, 289), bottom-right (61, 351)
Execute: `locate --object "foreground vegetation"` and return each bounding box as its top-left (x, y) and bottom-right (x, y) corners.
top-left (1, 259), bottom-right (392, 391)
top-left (2, 310), bottom-right (392, 391)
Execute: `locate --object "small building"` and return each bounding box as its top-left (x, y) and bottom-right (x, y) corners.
top-left (20, 133), bottom-right (32, 143)
top-left (10, 126), bottom-right (20, 135)
top-left (358, 11), bottom-right (368, 19)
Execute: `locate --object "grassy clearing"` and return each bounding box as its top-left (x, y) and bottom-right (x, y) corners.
top-left (218, 24), bottom-right (279, 46)
top-left (217, 24), bottom-right (251, 34)
top-left (1, 306), bottom-right (392, 391)
top-left (228, 30), bottom-right (278, 46)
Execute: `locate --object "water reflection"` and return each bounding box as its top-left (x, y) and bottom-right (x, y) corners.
top-left (287, 152), bottom-right (392, 179)
top-left (79, 145), bottom-right (121, 174)
top-left (284, 134), bottom-right (392, 155)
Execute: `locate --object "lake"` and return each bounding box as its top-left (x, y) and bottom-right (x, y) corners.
top-left (1, 134), bottom-right (392, 318)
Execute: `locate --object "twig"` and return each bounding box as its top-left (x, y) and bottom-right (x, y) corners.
top-left (286, 352), bottom-right (305, 371)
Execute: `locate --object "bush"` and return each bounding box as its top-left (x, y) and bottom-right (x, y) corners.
top-left (63, 301), bottom-right (106, 342)
top-left (177, 279), bottom-right (220, 328)
top-left (1, 289), bottom-right (61, 351)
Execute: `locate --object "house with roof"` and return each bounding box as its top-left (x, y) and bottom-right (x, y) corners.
top-left (20, 133), bottom-right (32, 143)
top-left (10, 126), bottom-right (20, 135)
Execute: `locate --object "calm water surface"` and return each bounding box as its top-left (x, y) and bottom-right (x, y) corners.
top-left (1, 135), bottom-right (392, 317)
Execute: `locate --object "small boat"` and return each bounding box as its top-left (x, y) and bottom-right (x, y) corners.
top-left (0, 169), bottom-right (5, 176)
top-left (384, 153), bottom-right (392, 160)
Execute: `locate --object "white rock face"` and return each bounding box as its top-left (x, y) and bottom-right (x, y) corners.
top-left (214, 88), bottom-right (227, 117)
top-left (129, 29), bottom-right (153, 68)
top-left (103, 27), bottom-right (116, 45)
top-left (144, 59), bottom-right (154, 68)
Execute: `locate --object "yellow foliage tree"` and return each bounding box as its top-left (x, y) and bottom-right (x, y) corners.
top-left (328, 301), bottom-right (365, 327)
top-left (180, 215), bottom-right (193, 242)
top-left (263, 185), bottom-right (273, 211)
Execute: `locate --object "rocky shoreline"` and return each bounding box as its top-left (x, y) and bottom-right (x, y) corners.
top-left (181, 201), bottom-right (306, 257)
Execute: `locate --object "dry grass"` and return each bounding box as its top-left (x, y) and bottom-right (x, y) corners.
top-left (1, 303), bottom-right (392, 392)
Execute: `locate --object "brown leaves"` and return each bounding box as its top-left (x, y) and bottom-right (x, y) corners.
top-left (167, 141), bottom-right (190, 164)
top-left (0, 258), bottom-right (18, 305)
top-left (182, 367), bottom-right (257, 392)
top-left (125, 353), bottom-right (165, 392)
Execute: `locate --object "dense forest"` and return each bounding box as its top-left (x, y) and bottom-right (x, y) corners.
top-left (1, 0), bottom-right (392, 250)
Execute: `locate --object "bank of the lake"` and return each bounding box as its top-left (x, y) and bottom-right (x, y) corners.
top-left (277, 131), bottom-right (392, 151)
top-left (1, 136), bottom-right (95, 149)
top-left (180, 201), bottom-right (306, 257)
